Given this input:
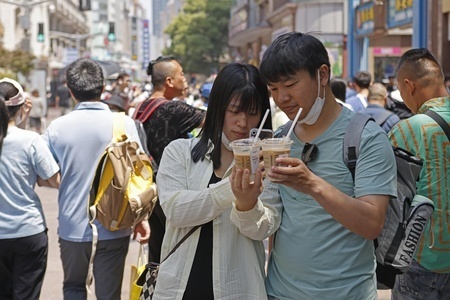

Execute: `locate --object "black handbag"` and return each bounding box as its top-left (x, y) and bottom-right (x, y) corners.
top-left (137, 225), bottom-right (200, 300)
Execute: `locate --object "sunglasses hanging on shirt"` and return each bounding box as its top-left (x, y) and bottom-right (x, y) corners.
top-left (301, 143), bottom-right (318, 164)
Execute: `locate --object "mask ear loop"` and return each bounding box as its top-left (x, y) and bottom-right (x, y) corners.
top-left (317, 69), bottom-right (325, 100)
top-left (317, 70), bottom-right (320, 99)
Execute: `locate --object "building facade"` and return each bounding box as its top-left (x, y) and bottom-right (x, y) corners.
top-left (348, 0), bottom-right (450, 80)
top-left (228, 0), bottom-right (347, 78)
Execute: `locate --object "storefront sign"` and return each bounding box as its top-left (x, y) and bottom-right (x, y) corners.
top-left (355, 1), bottom-right (375, 36)
top-left (142, 20), bottom-right (150, 69)
top-left (373, 47), bottom-right (403, 56)
top-left (131, 17), bottom-right (138, 61)
top-left (387, 0), bottom-right (413, 28)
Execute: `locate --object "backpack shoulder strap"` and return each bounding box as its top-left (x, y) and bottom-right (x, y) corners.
top-left (112, 112), bottom-right (126, 141)
top-left (373, 109), bottom-right (394, 127)
top-left (132, 97), bottom-right (168, 123)
top-left (343, 113), bottom-right (374, 181)
top-left (424, 109), bottom-right (450, 141)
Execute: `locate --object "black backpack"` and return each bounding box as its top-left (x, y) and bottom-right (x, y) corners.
top-left (385, 94), bottom-right (412, 120)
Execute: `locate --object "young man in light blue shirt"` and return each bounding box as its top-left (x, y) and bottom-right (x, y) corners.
top-left (229, 32), bottom-right (397, 299)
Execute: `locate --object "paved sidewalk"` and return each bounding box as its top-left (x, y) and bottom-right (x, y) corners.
top-left (37, 182), bottom-right (391, 300)
top-left (38, 185), bottom-right (141, 300)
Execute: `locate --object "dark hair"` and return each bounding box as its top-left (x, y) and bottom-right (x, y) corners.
top-left (396, 48), bottom-right (444, 83)
top-left (353, 71), bottom-right (372, 89)
top-left (117, 72), bottom-right (129, 81)
top-left (192, 63), bottom-right (272, 170)
top-left (260, 32), bottom-right (330, 84)
top-left (331, 78), bottom-right (347, 101)
top-left (66, 58), bottom-right (104, 102)
top-left (146, 56), bottom-right (177, 87)
top-left (0, 92), bottom-right (8, 154)
top-left (0, 81), bottom-right (21, 120)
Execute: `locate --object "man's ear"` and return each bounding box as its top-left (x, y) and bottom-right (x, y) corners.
top-left (404, 79), bottom-right (415, 96)
top-left (166, 76), bottom-right (174, 88)
top-left (318, 64), bottom-right (329, 85)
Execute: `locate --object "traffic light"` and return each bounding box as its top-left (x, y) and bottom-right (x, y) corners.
top-left (37, 23), bottom-right (44, 43)
top-left (107, 22), bottom-right (116, 42)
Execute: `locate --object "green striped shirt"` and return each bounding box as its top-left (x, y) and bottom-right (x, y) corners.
top-left (389, 97), bottom-right (450, 273)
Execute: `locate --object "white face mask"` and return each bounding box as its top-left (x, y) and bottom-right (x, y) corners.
top-left (221, 132), bottom-right (233, 151)
top-left (298, 70), bottom-right (326, 125)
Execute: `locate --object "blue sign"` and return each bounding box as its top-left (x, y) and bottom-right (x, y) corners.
top-left (387, 0), bottom-right (413, 29)
top-left (355, 1), bottom-right (374, 37)
top-left (142, 19), bottom-right (150, 69)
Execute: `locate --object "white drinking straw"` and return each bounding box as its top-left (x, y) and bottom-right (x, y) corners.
top-left (252, 109), bottom-right (270, 146)
top-left (284, 107), bottom-right (303, 142)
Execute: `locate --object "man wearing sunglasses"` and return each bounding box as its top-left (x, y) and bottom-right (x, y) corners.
top-left (229, 32), bottom-right (397, 300)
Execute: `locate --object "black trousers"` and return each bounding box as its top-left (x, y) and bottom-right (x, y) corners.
top-left (0, 230), bottom-right (48, 300)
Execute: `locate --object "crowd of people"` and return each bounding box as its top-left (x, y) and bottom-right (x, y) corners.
top-left (0, 31), bottom-right (449, 300)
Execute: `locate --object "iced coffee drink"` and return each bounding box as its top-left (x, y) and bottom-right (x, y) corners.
top-left (261, 138), bottom-right (293, 182)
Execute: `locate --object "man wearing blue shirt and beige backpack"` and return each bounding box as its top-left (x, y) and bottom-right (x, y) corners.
top-left (42, 58), bottom-right (149, 300)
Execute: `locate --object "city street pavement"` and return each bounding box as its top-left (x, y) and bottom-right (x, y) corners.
top-left (37, 185), bottom-right (141, 300)
top-left (36, 181), bottom-right (391, 300)
top-left (37, 107), bottom-right (391, 299)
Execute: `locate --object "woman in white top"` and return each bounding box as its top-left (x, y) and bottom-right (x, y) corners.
top-left (154, 63), bottom-right (279, 299)
top-left (0, 78), bottom-right (59, 299)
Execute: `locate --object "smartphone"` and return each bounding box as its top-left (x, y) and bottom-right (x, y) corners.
top-left (249, 128), bottom-right (274, 140)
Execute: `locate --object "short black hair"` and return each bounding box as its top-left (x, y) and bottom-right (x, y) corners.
top-left (117, 72), bottom-right (130, 81)
top-left (353, 71), bottom-right (372, 89)
top-left (331, 78), bottom-right (347, 101)
top-left (146, 56), bottom-right (177, 87)
top-left (66, 58), bottom-right (104, 102)
top-left (396, 48), bottom-right (444, 83)
top-left (192, 63), bottom-right (272, 169)
top-left (260, 32), bottom-right (330, 84)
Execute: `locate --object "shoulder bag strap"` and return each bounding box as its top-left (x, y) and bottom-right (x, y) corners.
top-left (424, 109), bottom-right (450, 141)
top-left (373, 110), bottom-right (394, 127)
top-left (160, 225), bottom-right (201, 264)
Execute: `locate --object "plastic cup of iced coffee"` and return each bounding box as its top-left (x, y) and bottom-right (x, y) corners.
top-left (261, 138), bottom-right (294, 182)
top-left (229, 138), bottom-right (261, 182)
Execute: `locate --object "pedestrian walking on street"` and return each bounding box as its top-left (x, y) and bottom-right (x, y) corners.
top-left (42, 58), bottom-right (150, 300)
top-left (154, 63), bottom-right (272, 299)
top-left (390, 48), bottom-right (450, 300)
top-left (55, 79), bottom-right (73, 116)
top-left (361, 82), bottom-right (400, 133)
top-left (0, 78), bottom-right (59, 300)
top-left (28, 89), bottom-right (46, 133)
top-left (230, 32), bottom-right (397, 299)
top-left (134, 55), bottom-right (205, 264)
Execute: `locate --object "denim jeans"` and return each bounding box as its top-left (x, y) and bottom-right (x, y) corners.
top-left (392, 260), bottom-right (450, 300)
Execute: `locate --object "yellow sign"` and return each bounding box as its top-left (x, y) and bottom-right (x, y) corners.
top-left (360, 6), bottom-right (374, 24)
top-left (395, 0), bottom-right (413, 11)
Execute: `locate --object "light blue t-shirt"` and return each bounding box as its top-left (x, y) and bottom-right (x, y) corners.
top-left (266, 108), bottom-right (397, 300)
top-left (0, 127), bottom-right (59, 239)
top-left (42, 102), bottom-right (140, 242)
